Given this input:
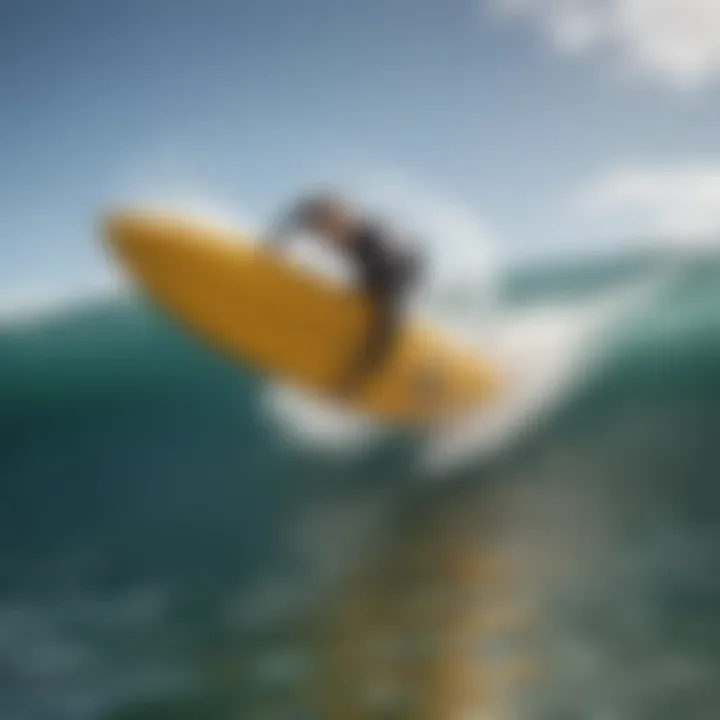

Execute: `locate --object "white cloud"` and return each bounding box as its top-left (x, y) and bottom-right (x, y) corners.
top-left (577, 164), bottom-right (720, 242)
top-left (490, 0), bottom-right (720, 89)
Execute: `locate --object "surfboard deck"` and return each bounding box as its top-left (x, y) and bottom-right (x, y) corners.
top-left (105, 212), bottom-right (500, 425)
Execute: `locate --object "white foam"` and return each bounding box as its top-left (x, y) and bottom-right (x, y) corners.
top-left (261, 383), bottom-right (387, 456)
top-left (423, 272), bottom-right (675, 473)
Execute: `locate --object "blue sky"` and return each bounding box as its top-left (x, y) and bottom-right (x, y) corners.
top-left (2, 0), bottom-right (720, 309)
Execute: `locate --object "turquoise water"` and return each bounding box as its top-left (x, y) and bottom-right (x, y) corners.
top-left (1, 251), bottom-right (719, 718)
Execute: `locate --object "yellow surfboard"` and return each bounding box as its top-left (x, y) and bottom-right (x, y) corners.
top-left (105, 212), bottom-right (500, 424)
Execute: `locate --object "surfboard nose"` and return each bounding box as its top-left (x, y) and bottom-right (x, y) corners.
top-left (105, 212), bottom-right (153, 255)
top-left (104, 212), bottom-right (181, 274)
top-left (104, 213), bottom-right (143, 266)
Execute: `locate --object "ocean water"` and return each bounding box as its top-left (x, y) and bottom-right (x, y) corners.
top-left (1, 249), bottom-right (719, 719)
